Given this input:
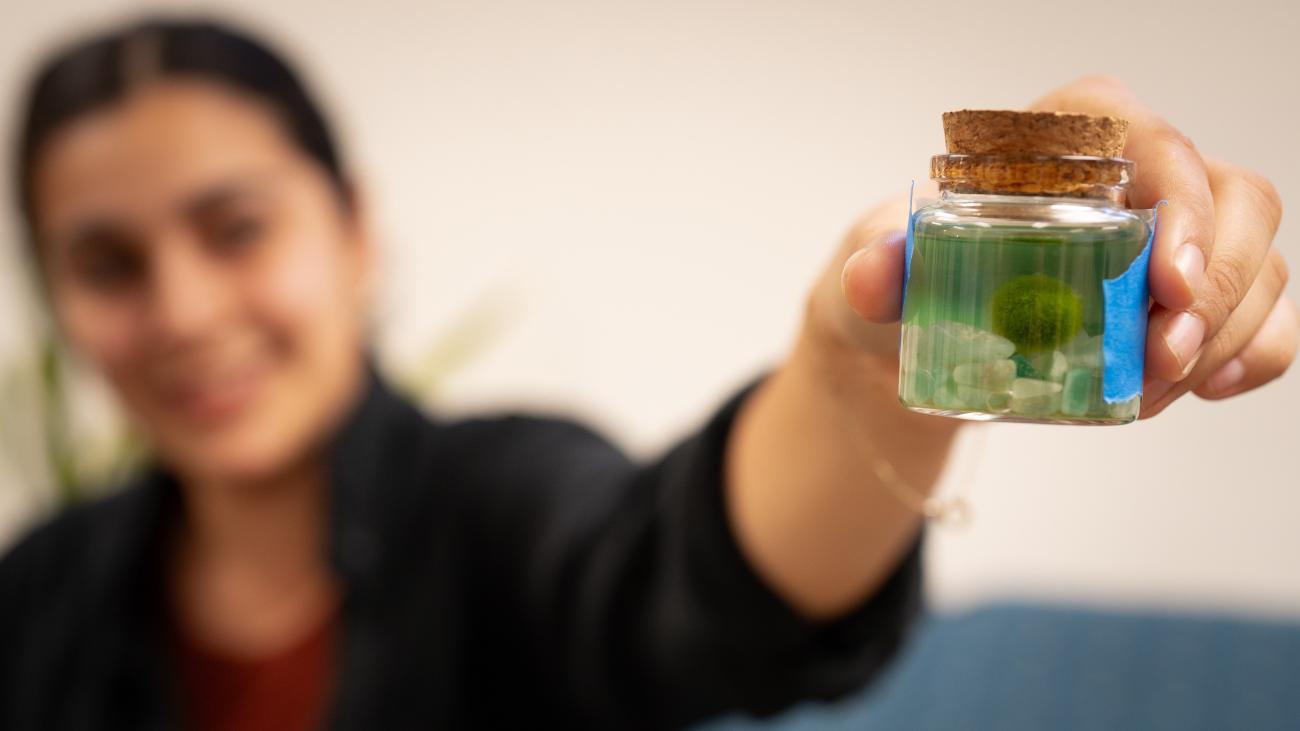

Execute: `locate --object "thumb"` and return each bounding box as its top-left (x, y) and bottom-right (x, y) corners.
top-left (842, 230), bottom-right (907, 324)
top-left (807, 190), bottom-right (915, 357)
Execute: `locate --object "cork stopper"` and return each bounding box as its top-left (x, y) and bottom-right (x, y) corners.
top-left (933, 110), bottom-right (1134, 199)
top-left (943, 110), bottom-right (1129, 158)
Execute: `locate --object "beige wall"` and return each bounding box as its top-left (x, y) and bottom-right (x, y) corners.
top-left (1, 0), bottom-right (1297, 615)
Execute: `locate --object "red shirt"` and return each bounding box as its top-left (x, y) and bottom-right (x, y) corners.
top-left (169, 612), bottom-right (337, 731)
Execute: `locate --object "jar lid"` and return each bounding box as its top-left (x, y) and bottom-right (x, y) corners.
top-left (943, 110), bottom-right (1129, 157)
top-left (935, 110), bottom-right (1134, 198)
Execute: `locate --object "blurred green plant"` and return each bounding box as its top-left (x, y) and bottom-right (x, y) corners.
top-left (38, 336), bottom-right (139, 503)
top-left (391, 290), bottom-right (513, 403)
top-left (0, 333), bottom-right (135, 505)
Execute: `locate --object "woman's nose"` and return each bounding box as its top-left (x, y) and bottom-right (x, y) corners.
top-left (147, 233), bottom-right (234, 347)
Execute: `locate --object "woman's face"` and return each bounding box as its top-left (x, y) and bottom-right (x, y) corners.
top-left (30, 79), bottom-right (372, 485)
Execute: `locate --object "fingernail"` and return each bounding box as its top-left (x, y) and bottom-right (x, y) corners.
top-left (1162, 312), bottom-right (1205, 378)
top-left (882, 229), bottom-right (908, 246)
top-left (871, 231), bottom-right (908, 265)
top-left (1144, 379), bottom-right (1172, 406)
top-left (1203, 358), bottom-right (1246, 395)
top-left (1175, 244), bottom-right (1206, 300)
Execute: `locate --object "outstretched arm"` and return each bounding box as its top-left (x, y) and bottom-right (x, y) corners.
top-left (725, 75), bottom-right (1296, 621)
top-left (726, 191), bottom-right (957, 621)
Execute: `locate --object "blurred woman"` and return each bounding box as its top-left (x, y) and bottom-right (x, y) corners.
top-left (0, 16), bottom-right (1293, 731)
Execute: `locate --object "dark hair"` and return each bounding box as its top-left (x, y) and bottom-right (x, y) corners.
top-left (14, 16), bottom-right (348, 243)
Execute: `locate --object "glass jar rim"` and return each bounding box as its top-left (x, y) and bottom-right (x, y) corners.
top-left (931, 153), bottom-right (1134, 201)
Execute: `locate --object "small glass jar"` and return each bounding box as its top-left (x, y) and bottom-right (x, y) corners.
top-left (898, 152), bottom-right (1153, 425)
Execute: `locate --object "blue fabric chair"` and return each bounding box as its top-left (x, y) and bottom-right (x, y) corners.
top-left (699, 603), bottom-right (1300, 730)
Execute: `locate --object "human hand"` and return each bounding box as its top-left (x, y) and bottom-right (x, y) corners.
top-left (1032, 76), bottom-right (1296, 417)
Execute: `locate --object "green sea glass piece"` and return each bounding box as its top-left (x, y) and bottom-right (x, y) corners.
top-left (1010, 377), bottom-right (1063, 416)
top-left (1062, 367), bottom-right (1101, 417)
top-left (953, 359), bottom-right (1016, 391)
top-left (1027, 350), bottom-right (1069, 383)
top-left (1011, 353), bottom-right (1039, 379)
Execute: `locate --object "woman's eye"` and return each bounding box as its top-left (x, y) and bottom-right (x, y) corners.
top-left (210, 214), bottom-right (265, 253)
top-left (76, 250), bottom-right (142, 289)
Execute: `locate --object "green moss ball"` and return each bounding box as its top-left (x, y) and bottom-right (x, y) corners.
top-left (991, 274), bottom-right (1083, 352)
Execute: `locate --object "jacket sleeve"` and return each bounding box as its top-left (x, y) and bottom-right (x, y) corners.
top-left (465, 373), bottom-right (924, 729)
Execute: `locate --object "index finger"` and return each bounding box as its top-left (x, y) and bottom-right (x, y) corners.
top-left (1030, 75), bottom-right (1211, 312)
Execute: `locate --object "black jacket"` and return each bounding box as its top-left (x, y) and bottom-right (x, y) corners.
top-left (0, 368), bottom-right (922, 729)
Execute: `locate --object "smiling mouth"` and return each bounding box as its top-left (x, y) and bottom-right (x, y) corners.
top-left (164, 357), bottom-right (270, 428)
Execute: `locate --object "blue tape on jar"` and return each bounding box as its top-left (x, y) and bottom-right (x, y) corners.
top-left (1101, 201), bottom-right (1166, 403)
top-left (903, 180), bottom-right (916, 293)
top-left (899, 180), bottom-right (917, 350)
